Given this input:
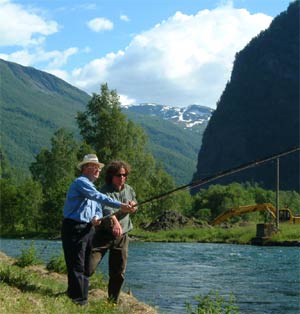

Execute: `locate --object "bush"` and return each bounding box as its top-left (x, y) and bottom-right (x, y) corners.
top-left (0, 264), bottom-right (29, 288)
top-left (15, 242), bottom-right (42, 267)
top-left (185, 291), bottom-right (239, 314)
top-left (46, 253), bottom-right (67, 273)
top-left (194, 208), bottom-right (211, 221)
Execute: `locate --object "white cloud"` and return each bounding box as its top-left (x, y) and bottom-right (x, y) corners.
top-left (70, 3), bottom-right (272, 108)
top-left (70, 51), bottom-right (123, 89)
top-left (46, 47), bottom-right (79, 68)
top-left (119, 94), bottom-right (136, 106)
top-left (0, 0), bottom-right (58, 47)
top-left (120, 14), bottom-right (130, 22)
top-left (0, 0), bottom-right (80, 72)
top-left (87, 17), bottom-right (113, 32)
top-left (0, 49), bottom-right (33, 65)
top-left (0, 0), bottom-right (273, 109)
top-left (1, 47), bottom-right (78, 71)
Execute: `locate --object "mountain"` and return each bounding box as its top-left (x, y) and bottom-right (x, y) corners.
top-left (122, 103), bottom-right (213, 132)
top-left (193, 1), bottom-right (300, 192)
top-left (0, 59), bottom-right (90, 170)
top-left (123, 104), bottom-right (212, 184)
top-left (0, 59), bottom-right (207, 184)
top-left (125, 111), bottom-right (201, 184)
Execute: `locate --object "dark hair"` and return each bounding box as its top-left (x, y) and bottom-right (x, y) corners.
top-left (105, 160), bottom-right (131, 184)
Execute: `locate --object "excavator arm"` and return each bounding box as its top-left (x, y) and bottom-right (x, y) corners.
top-left (211, 203), bottom-right (277, 225)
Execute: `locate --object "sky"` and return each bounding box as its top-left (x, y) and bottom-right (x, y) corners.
top-left (0, 0), bottom-right (294, 108)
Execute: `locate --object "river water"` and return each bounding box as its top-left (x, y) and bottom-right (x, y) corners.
top-left (0, 239), bottom-right (299, 314)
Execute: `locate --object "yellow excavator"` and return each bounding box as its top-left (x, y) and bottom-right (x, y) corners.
top-left (211, 203), bottom-right (300, 225)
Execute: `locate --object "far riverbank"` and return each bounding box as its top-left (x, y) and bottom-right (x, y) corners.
top-left (1, 223), bottom-right (299, 246)
top-left (130, 223), bottom-right (300, 246)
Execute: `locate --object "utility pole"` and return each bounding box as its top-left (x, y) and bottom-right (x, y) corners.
top-left (276, 158), bottom-right (280, 228)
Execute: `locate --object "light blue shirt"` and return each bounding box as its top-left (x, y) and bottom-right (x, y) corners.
top-left (63, 175), bottom-right (121, 223)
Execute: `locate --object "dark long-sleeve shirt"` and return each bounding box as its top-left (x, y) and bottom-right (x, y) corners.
top-left (100, 183), bottom-right (137, 234)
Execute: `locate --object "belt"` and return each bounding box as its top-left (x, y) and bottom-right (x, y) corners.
top-left (63, 218), bottom-right (91, 226)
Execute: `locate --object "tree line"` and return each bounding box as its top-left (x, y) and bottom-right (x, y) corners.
top-left (1, 84), bottom-right (300, 235)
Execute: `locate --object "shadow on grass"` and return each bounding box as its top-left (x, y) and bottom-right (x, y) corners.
top-left (0, 264), bottom-right (66, 297)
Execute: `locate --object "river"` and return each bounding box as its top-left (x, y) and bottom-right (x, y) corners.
top-left (0, 239), bottom-right (299, 314)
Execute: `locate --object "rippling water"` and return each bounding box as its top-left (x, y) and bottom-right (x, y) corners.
top-left (1, 239), bottom-right (299, 314)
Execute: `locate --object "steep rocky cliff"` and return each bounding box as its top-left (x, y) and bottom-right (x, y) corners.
top-left (193, 1), bottom-right (299, 192)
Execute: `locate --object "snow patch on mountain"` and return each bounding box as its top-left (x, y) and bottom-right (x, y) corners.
top-left (122, 103), bottom-right (213, 129)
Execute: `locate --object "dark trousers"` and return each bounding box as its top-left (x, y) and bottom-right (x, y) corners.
top-left (61, 219), bottom-right (95, 305)
top-left (89, 232), bottom-right (129, 303)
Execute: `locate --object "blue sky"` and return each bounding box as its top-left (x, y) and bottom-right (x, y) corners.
top-left (0, 0), bottom-right (294, 108)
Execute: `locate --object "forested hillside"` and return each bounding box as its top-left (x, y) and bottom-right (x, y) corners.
top-left (0, 59), bottom-right (90, 170)
top-left (126, 111), bottom-right (201, 184)
top-left (193, 1), bottom-right (300, 192)
top-left (0, 59), bottom-right (202, 184)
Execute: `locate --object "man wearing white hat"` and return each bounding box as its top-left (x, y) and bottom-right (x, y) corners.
top-left (61, 154), bottom-right (134, 306)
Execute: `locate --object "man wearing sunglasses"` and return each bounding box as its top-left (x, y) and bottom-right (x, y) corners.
top-left (61, 155), bottom-right (134, 306)
top-left (89, 160), bottom-right (137, 304)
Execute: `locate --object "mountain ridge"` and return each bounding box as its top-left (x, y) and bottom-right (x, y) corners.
top-left (122, 103), bottom-right (213, 131)
top-left (0, 58), bottom-right (207, 184)
top-left (193, 1), bottom-right (300, 192)
top-left (0, 58), bottom-right (90, 170)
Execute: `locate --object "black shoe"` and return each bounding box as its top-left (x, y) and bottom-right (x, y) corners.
top-left (72, 299), bottom-right (88, 306)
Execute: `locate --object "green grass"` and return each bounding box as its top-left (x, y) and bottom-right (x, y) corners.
top-left (15, 242), bottom-right (43, 267)
top-left (0, 261), bottom-right (128, 314)
top-left (2, 223), bottom-right (299, 245)
top-left (0, 256), bottom-right (241, 314)
top-left (131, 225), bottom-right (256, 243)
top-left (131, 223), bottom-right (300, 244)
top-left (185, 291), bottom-right (239, 314)
top-left (0, 263), bottom-right (66, 295)
top-left (0, 282), bottom-right (119, 314)
top-left (270, 224), bottom-right (300, 242)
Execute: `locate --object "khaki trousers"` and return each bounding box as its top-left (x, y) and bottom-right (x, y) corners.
top-left (90, 232), bottom-right (129, 303)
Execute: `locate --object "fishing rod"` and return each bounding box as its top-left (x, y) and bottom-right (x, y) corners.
top-left (138, 146), bottom-right (300, 206)
top-left (99, 146), bottom-right (299, 221)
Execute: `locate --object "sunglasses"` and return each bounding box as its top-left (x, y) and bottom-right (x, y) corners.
top-left (114, 173), bottom-right (128, 178)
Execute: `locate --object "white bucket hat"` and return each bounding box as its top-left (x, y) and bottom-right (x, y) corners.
top-left (77, 154), bottom-right (104, 170)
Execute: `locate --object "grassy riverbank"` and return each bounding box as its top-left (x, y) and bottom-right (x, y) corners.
top-left (0, 251), bottom-right (241, 314)
top-left (1, 223), bottom-right (299, 245)
top-left (0, 252), bottom-right (156, 314)
top-left (2, 223), bottom-right (297, 313)
top-left (130, 223), bottom-right (300, 244)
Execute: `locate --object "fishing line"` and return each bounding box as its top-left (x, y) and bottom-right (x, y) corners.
top-left (99, 145), bottom-right (300, 222)
top-left (135, 146), bottom-right (300, 207)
